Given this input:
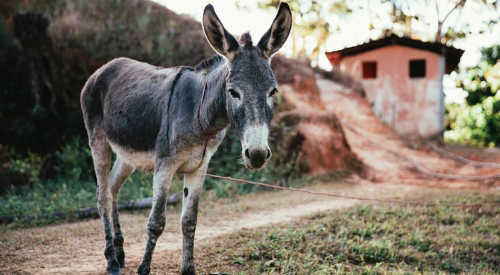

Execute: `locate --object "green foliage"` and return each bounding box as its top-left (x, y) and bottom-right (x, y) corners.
top-left (8, 149), bottom-right (45, 185)
top-left (481, 45), bottom-right (500, 67)
top-left (197, 192), bottom-right (500, 274)
top-left (446, 45), bottom-right (500, 147)
top-left (53, 136), bottom-right (93, 181)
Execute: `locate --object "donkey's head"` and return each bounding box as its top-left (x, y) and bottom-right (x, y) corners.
top-left (203, 3), bottom-right (292, 169)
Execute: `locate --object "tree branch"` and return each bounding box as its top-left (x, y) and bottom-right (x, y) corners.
top-left (435, 0), bottom-right (467, 42)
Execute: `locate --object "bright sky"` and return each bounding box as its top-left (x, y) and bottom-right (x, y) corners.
top-left (151, 0), bottom-right (500, 102)
top-left (151, 0), bottom-right (279, 43)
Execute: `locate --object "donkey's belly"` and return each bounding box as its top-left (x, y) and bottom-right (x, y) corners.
top-left (109, 142), bottom-right (156, 172)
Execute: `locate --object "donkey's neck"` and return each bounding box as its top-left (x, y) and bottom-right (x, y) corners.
top-left (197, 60), bottom-right (229, 135)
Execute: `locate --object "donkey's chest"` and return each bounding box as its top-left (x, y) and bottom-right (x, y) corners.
top-left (176, 138), bottom-right (222, 173)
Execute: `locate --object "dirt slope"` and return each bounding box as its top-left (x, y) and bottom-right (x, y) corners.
top-left (316, 77), bottom-right (500, 189)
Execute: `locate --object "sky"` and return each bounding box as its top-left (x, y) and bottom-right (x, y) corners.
top-left (151, 0), bottom-right (500, 102)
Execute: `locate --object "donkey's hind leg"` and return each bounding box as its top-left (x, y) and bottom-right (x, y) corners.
top-left (90, 132), bottom-right (121, 275)
top-left (109, 157), bottom-right (134, 268)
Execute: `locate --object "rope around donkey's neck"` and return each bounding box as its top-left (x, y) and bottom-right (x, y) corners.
top-left (205, 174), bottom-right (500, 207)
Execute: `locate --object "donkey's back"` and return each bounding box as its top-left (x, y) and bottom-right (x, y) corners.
top-left (81, 57), bottom-right (180, 153)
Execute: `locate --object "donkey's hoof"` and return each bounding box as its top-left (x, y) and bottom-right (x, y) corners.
top-left (181, 265), bottom-right (196, 275)
top-left (137, 263), bottom-right (150, 275)
top-left (106, 266), bottom-right (120, 275)
top-left (107, 258), bottom-right (120, 275)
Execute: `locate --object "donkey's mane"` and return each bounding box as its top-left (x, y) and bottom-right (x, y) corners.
top-left (239, 32), bottom-right (253, 48)
top-left (195, 54), bottom-right (224, 71)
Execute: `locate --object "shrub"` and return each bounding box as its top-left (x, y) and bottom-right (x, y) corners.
top-left (8, 148), bottom-right (45, 185)
top-left (53, 136), bottom-right (93, 181)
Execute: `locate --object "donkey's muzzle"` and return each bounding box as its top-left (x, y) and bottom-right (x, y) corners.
top-left (244, 147), bottom-right (271, 169)
top-left (241, 124), bottom-right (271, 169)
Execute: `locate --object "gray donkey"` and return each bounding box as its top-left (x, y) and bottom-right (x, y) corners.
top-left (81, 3), bottom-right (292, 275)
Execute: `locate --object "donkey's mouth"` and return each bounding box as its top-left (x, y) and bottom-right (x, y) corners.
top-left (243, 160), bottom-right (266, 170)
top-left (242, 148), bottom-right (271, 170)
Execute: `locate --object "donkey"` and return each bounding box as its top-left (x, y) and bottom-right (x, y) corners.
top-left (81, 3), bottom-right (292, 275)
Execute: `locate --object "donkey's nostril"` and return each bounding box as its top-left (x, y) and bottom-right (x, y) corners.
top-left (266, 149), bottom-right (271, 160)
top-left (245, 149), bottom-right (251, 159)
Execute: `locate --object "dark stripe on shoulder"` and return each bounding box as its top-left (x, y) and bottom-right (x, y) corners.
top-left (165, 67), bottom-right (188, 143)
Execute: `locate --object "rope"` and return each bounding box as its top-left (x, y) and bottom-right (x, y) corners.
top-left (427, 143), bottom-right (500, 168)
top-left (205, 174), bottom-right (500, 207)
top-left (203, 120), bottom-right (500, 207)
top-left (340, 121), bottom-right (500, 180)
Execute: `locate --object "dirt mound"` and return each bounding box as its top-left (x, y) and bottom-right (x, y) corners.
top-left (274, 110), bottom-right (364, 175)
top-left (271, 55), bottom-right (325, 110)
top-left (270, 56), bottom-right (364, 176)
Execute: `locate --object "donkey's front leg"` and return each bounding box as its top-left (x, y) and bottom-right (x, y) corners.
top-left (137, 162), bottom-right (174, 275)
top-left (181, 164), bottom-right (208, 275)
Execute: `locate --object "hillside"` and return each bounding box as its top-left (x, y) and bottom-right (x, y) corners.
top-left (0, 0), bottom-right (213, 153)
top-left (0, 0), bottom-right (214, 189)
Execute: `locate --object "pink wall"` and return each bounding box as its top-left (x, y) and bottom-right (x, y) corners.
top-left (341, 45), bottom-right (445, 138)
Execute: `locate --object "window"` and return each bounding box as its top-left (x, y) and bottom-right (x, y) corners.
top-left (409, 60), bottom-right (426, 78)
top-left (362, 61), bottom-right (377, 79)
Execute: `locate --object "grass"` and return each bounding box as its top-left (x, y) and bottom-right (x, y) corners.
top-left (0, 171), bottom-right (185, 227)
top-left (193, 191), bottom-right (500, 275)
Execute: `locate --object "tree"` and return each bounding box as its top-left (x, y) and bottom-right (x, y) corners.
top-left (241, 0), bottom-right (498, 65)
top-left (239, 0), bottom-right (352, 64)
top-left (446, 45), bottom-right (500, 146)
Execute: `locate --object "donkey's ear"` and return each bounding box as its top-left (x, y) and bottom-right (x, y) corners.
top-left (257, 2), bottom-right (293, 59)
top-left (202, 4), bottom-right (240, 59)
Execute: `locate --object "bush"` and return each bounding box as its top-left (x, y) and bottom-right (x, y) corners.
top-left (53, 136), bottom-right (93, 181)
top-left (445, 45), bottom-right (500, 147)
top-left (8, 148), bottom-right (45, 186)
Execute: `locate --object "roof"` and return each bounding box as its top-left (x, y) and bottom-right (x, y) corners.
top-left (325, 34), bottom-right (465, 74)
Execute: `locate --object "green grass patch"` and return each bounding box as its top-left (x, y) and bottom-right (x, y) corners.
top-left (0, 171), bottom-right (185, 227)
top-left (196, 192), bottom-right (500, 274)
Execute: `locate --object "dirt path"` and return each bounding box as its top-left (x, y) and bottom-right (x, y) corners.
top-left (1, 178), bottom-right (434, 275)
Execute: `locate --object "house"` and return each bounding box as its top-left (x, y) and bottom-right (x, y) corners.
top-left (325, 34), bottom-right (464, 139)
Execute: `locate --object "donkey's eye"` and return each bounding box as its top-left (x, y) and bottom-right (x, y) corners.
top-left (269, 88), bottom-right (278, 98)
top-left (228, 89), bottom-right (240, 99)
